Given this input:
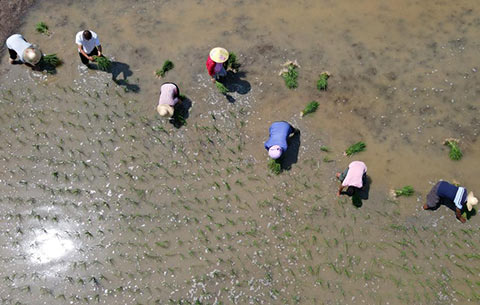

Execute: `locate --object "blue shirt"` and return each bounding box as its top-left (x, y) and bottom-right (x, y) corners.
top-left (437, 181), bottom-right (467, 209)
top-left (264, 121), bottom-right (293, 151)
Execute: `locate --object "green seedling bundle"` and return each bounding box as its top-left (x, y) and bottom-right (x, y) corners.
top-left (268, 158), bottom-right (282, 175)
top-left (345, 141), bottom-right (366, 156)
top-left (35, 22), bottom-right (49, 34)
top-left (394, 186), bottom-right (414, 197)
top-left (215, 81), bottom-right (228, 94)
top-left (301, 101), bottom-right (319, 117)
top-left (444, 138), bottom-right (462, 160)
top-left (156, 60), bottom-right (174, 77)
top-left (41, 54), bottom-right (62, 67)
top-left (226, 52), bottom-right (240, 71)
top-left (93, 56), bottom-right (112, 71)
top-left (282, 64), bottom-right (298, 89)
top-left (317, 71), bottom-right (330, 91)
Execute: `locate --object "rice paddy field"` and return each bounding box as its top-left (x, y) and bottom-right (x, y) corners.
top-left (1, 0), bottom-right (480, 304)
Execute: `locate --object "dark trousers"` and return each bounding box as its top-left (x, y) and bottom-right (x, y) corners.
top-left (8, 49), bottom-right (17, 60)
top-left (79, 47), bottom-right (99, 65)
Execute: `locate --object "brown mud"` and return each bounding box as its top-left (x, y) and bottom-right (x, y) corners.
top-left (1, 0), bottom-right (480, 304)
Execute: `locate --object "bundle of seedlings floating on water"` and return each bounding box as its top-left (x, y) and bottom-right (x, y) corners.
top-left (279, 60), bottom-right (299, 89)
top-left (226, 52), bottom-right (240, 72)
top-left (35, 21), bottom-right (49, 35)
top-left (393, 185), bottom-right (414, 197)
top-left (317, 71), bottom-right (331, 91)
top-left (155, 60), bottom-right (174, 78)
top-left (300, 101), bottom-right (319, 117)
top-left (41, 54), bottom-right (62, 67)
top-left (93, 56), bottom-right (112, 71)
top-left (268, 158), bottom-right (282, 175)
top-left (444, 138), bottom-right (462, 160)
top-left (215, 81), bottom-right (228, 95)
top-left (345, 141), bottom-right (366, 156)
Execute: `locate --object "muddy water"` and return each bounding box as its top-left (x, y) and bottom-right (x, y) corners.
top-left (1, 0), bottom-right (480, 304)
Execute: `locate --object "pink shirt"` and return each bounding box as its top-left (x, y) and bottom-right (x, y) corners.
top-left (158, 83), bottom-right (179, 106)
top-left (342, 161), bottom-right (367, 188)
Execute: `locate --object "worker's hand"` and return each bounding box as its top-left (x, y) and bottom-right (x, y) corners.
top-left (88, 56), bottom-right (94, 61)
top-left (456, 215), bottom-right (466, 223)
top-left (211, 78), bottom-right (216, 84)
top-left (337, 191), bottom-right (341, 196)
top-left (97, 51), bottom-right (102, 57)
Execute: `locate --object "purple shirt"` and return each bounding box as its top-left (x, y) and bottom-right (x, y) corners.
top-left (264, 121), bottom-right (293, 152)
top-left (342, 161), bottom-right (367, 188)
top-left (158, 83), bottom-right (179, 107)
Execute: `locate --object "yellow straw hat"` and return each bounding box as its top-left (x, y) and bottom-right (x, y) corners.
top-left (23, 46), bottom-right (42, 65)
top-left (466, 192), bottom-right (478, 211)
top-left (209, 47), bottom-right (229, 63)
top-left (157, 104), bottom-right (174, 118)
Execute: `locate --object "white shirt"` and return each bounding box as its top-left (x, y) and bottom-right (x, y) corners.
top-left (75, 31), bottom-right (100, 54)
top-left (6, 34), bottom-right (32, 62)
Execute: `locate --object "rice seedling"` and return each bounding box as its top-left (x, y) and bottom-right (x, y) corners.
top-left (41, 54), bottom-right (62, 67)
top-left (281, 63), bottom-right (298, 89)
top-left (35, 21), bottom-right (49, 34)
top-left (394, 185), bottom-right (414, 197)
top-left (155, 60), bottom-right (174, 77)
top-left (268, 158), bottom-right (282, 175)
top-left (215, 81), bottom-right (228, 94)
top-left (93, 56), bottom-right (112, 71)
top-left (345, 141), bottom-right (366, 156)
top-left (317, 71), bottom-right (330, 91)
top-left (300, 101), bottom-right (319, 117)
top-left (226, 52), bottom-right (240, 71)
top-left (444, 138), bottom-right (462, 160)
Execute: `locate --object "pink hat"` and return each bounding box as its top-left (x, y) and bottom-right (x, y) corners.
top-left (268, 145), bottom-right (283, 159)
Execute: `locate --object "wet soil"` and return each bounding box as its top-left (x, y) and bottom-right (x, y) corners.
top-left (1, 0), bottom-right (480, 304)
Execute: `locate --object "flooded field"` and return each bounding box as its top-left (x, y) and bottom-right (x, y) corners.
top-left (1, 0), bottom-right (480, 304)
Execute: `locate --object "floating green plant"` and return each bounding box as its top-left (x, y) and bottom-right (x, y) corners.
top-left (394, 185), bottom-right (414, 197)
top-left (226, 52), bottom-right (240, 71)
top-left (301, 101), bottom-right (319, 117)
top-left (281, 64), bottom-right (298, 89)
top-left (35, 22), bottom-right (49, 34)
top-left (317, 71), bottom-right (330, 91)
top-left (268, 158), bottom-right (282, 175)
top-left (41, 54), bottom-right (62, 67)
top-left (215, 81), bottom-right (228, 94)
top-left (444, 138), bottom-right (462, 160)
top-left (320, 145), bottom-right (330, 152)
top-left (345, 141), bottom-right (366, 156)
top-left (155, 60), bottom-right (174, 77)
top-left (93, 56), bottom-right (112, 71)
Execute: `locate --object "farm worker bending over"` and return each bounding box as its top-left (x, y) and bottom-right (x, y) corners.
top-left (157, 82), bottom-right (180, 118)
top-left (424, 181), bottom-right (477, 223)
top-left (336, 161), bottom-right (367, 196)
top-left (6, 34), bottom-right (42, 66)
top-left (264, 121), bottom-right (297, 160)
top-left (206, 47), bottom-right (228, 83)
top-left (75, 30), bottom-right (102, 65)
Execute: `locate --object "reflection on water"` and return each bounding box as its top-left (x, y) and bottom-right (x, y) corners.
top-left (27, 228), bottom-right (74, 264)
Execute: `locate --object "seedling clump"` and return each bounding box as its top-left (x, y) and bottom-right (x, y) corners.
top-left (41, 54), bottom-right (62, 67)
top-left (444, 138), bottom-right (462, 160)
top-left (268, 158), bottom-right (282, 175)
top-left (301, 101), bottom-right (319, 117)
top-left (156, 60), bottom-right (174, 77)
top-left (394, 185), bottom-right (414, 197)
top-left (35, 22), bottom-right (49, 34)
top-left (317, 71), bottom-right (330, 91)
top-left (345, 141), bottom-right (366, 156)
top-left (215, 81), bottom-right (228, 94)
top-left (226, 52), bottom-right (240, 72)
top-left (279, 60), bottom-right (299, 89)
top-left (94, 56), bottom-right (112, 71)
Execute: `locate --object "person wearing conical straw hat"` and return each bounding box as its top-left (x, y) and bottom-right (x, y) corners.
top-left (5, 34), bottom-right (42, 67)
top-left (206, 47), bottom-right (228, 83)
top-left (157, 82), bottom-right (181, 118)
top-left (264, 121), bottom-right (299, 160)
top-left (424, 180), bottom-right (478, 223)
